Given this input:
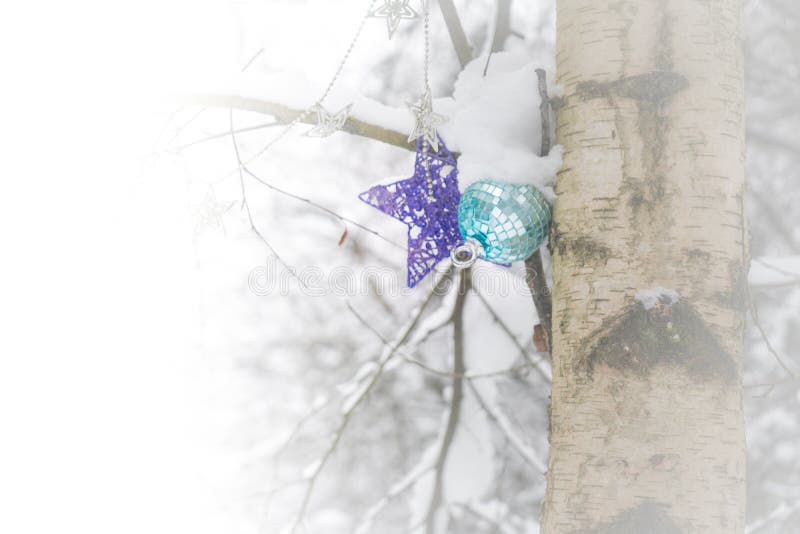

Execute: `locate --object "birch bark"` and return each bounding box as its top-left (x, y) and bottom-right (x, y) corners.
top-left (544, 1), bottom-right (747, 532)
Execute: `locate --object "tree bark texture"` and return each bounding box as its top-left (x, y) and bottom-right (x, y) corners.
top-left (545, 1), bottom-right (747, 533)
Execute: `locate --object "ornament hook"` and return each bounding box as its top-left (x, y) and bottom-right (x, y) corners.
top-left (450, 239), bottom-right (483, 269)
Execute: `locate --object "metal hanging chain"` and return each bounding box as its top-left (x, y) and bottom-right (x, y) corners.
top-left (423, 0), bottom-right (431, 93)
top-left (409, 0), bottom-right (446, 199)
top-left (421, 0), bottom-right (433, 199)
top-left (247, 0), bottom-right (378, 162)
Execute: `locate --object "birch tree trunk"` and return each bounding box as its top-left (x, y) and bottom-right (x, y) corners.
top-left (544, 1), bottom-right (747, 532)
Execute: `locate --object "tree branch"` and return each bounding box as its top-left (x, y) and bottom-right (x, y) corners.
top-left (354, 464), bottom-right (435, 534)
top-left (286, 270), bottom-right (454, 533)
top-left (483, 0), bottom-right (513, 76)
top-left (454, 503), bottom-right (517, 534)
top-left (471, 287), bottom-right (551, 384)
top-left (240, 164), bottom-right (405, 251)
top-left (230, 110), bottom-right (303, 285)
top-left (747, 282), bottom-right (798, 378)
top-left (183, 94), bottom-right (414, 152)
top-left (523, 68), bottom-right (555, 350)
top-left (437, 0), bottom-right (474, 68)
top-left (467, 379), bottom-right (547, 473)
top-left (491, 0), bottom-right (512, 53)
top-left (535, 68), bottom-right (552, 157)
top-left (425, 269), bottom-right (469, 534)
top-left (170, 120), bottom-right (280, 153)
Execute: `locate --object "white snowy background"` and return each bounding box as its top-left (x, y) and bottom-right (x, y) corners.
top-left (2, 0), bottom-right (798, 533)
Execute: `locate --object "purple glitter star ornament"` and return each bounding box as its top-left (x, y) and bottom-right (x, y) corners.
top-left (359, 136), bottom-right (462, 287)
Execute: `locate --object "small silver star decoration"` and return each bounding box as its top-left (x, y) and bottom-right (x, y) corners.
top-left (370, 0), bottom-right (419, 39)
top-left (408, 91), bottom-right (447, 152)
top-left (306, 104), bottom-right (352, 138)
top-left (193, 188), bottom-right (234, 235)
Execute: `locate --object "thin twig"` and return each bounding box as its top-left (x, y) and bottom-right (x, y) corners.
top-left (165, 107), bottom-right (207, 148)
top-left (425, 269), bottom-right (470, 534)
top-left (230, 110), bottom-right (303, 284)
top-left (269, 399), bottom-right (328, 465)
top-left (467, 380), bottom-right (547, 473)
top-left (170, 121), bottom-right (281, 153)
top-left (353, 465), bottom-right (435, 534)
top-left (454, 503), bottom-right (517, 534)
top-left (183, 94), bottom-right (415, 153)
top-left (286, 270), bottom-right (453, 533)
top-left (437, 0), bottom-right (474, 68)
top-left (225, 108), bottom-right (404, 251)
top-left (747, 189), bottom-right (800, 253)
top-left (747, 281), bottom-right (798, 378)
top-left (348, 299), bottom-right (532, 381)
top-left (471, 288), bottom-right (551, 384)
top-left (241, 165), bottom-right (405, 251)
top-left (241, 47), bottom-right (265, 72)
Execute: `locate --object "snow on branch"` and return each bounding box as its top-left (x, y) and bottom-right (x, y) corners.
top-left (523, 68), bottom-right (555, 350)
top-left (353, 453), bottom-right (436, 534)
top-left (472, 288), bottom-right (552, 384)
top-left (283, 270), bottom-right (455, 534)
top-left (467, 380), bottom-right (547, 473)
top-left (184, 93), bottom-right (416, 153)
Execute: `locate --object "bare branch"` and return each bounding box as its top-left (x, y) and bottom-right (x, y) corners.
top-left (240, 165), bottom-right (406, 251)
top-left (453, 503), bottom-right (518, 534)
top-left (437, 0), bottom-right (474, 68)
top-left (535, 68), bottom-right (552, 156)
top-left (524, 68), bottom-right (555, 349)
top-left (747, 281), bottom-right (798, 378)
top-left (471, 288), bottom-right (551, 384)
top-left (225, 107), bottom-right (404, 251)
top-left (170, 121), bottom-right (281, 153)
top-left (425, 269), bottom-right (470, 534)
top-left (348, 297), bottom-right (533, 381)
top-left (747, 189), bottom-right (800, 253)
top-left (491, 0), bottom-right (513, 52)
top-left (354, 464), bottom-right (435, 534)
top-left (183, 94), bottom-right (414, 152)
top-left (467, 380), bottom-right (547, 473)
top-left (483, 0), bottom-right (513, 76)
top-left (746, 500), bottom-right (800, 533)
top-left (286, 270), bottom-right (454, 533)
top-left (241, 48), bottom-right (264, 72)
top-left (230, 110), bottom-right (303, 284)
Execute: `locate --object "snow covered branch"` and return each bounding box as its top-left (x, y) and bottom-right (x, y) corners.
top-left (467, 380), bottom-right (547, 473)
top-left (472, 288), bottom-right (551, 384)
top-left (285, 270), bottom-right (454, 534)
top-left (183, 93), bottom-right (415, 152)
top-left (524, 68), bottom-right (555, 348)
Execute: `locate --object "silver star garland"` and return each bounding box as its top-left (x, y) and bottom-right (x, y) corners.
top-left (407, 90), bottom-right (446, 152)
top-left (370, 0), bottom-right (419, 39)
top-left (306, 104), bottom-right (352, 138)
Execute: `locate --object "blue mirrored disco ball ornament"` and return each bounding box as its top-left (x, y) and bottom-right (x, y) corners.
top-left (457, 179), bottom-right (552, 264)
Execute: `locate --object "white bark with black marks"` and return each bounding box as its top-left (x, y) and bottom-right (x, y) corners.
top-left (545, 1), bottom-right (747, 532)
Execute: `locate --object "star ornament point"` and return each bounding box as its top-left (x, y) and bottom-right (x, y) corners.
top-left (306, 104), bottom-right (352, 138)
top-left (407, 92), bottom-right (447, 152)
top-left (370, 0), bottom-right (419, 39)
top-left (359, 137), bottom-right (462, 288)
